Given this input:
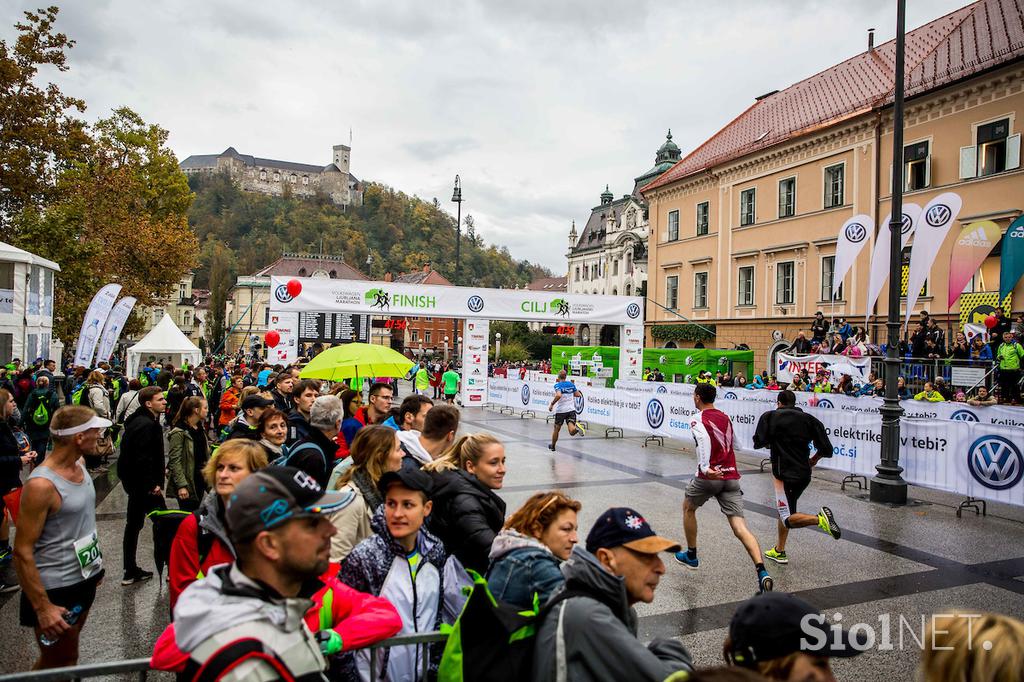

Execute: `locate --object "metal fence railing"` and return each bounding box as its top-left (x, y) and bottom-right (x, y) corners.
top-left (868, 357), bottom-right (996, 394)
top-left (0, 631), bottom-right (450, 682)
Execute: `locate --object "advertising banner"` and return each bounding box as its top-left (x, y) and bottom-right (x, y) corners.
top-left (268, 312), bottom-right (299, 364)
top-left (73, 284), bottom-right (121, 368)
top-left (999, 215), bottom-right (1024, 301)
top-left (905, 192), bottom-right (962, 330)
top-left (865, 204), bottom-right (922, 322)
top-left (95, 296), bottom-right (136, 363)
top-left (831, 214), bottom-right (874, 295)
top-left (0, 289), bottom-right (13, 315)
top-left (269, 277), bottom-right (644, 326)
top-left (947, 221), bottom-right (1001, 309)
top-left (619, 326), bottom-right (643, 381)
top-left (461, 319), bottom-right (489, 406)
top-left (775, 352), bottom-right (871, 383)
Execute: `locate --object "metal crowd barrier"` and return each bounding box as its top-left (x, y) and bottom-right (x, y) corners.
top-left (0, 631), bottom-right (450, 682)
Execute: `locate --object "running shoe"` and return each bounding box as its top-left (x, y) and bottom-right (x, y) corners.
top-left (757, 569), bottom-right (774, 593)
top-left (0, 547), bottom-right (11, 565)
top-left (673, 551), bottom-right (699, 570)
top-left (818, 507), bottom-right (841, 540)
top-left (121, 569), bottom-right (154, 586)
top-left (0, 581), bottom-right (19, 594)
top-left (764, 547), bottom-right (789, 564)
top-left (547, 443), bottom-right (556, 451)
top-left (575, 422), bottom-right (586, 437)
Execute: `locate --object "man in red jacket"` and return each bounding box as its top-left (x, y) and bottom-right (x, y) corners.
top-left (673, 383), bottom-right (773, 594)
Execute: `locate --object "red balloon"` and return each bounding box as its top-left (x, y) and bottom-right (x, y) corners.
top-left (984, 315), bottom-right (998, 329)
top-left (286, 279), bottom-right (302, 298)
top-left (265, 330), bottom-right (280, 348)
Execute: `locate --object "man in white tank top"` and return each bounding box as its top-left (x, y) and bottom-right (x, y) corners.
top-left (14, 406), bottom-right (109, 671)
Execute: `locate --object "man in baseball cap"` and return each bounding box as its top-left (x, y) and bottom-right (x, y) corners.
top-left (533, 507), bottom-right (693, 681)
top-left (223, 394), bottom-right (274, 442)
top-left (171, 467), bottom-right (351, 681)
top-left (725, 592), bottom-right (865, 677)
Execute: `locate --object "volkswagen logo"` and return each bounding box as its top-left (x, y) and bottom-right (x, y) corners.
top-left (967, 435), bottom-right (1024, 491)
top-left (718, 356), bottom-right (728, 365)
top-left (646, 399), bottom-right (665, 429)
top-left (467, 295), bottom-right (485, 313)
top-left (626, 302), bottom-right (641, 319)
top-left (520, 384), bottom-right (531, 406)
top-left (844, 222), bottom-right (867, 243)
top-left (816, 398), bottom-right (835, 409)
top-left (950, 409), bottom-right (979, 422)
top-left (684, 356), bottom-right (694, 366)
top-left (274, 284), bottom-right (293, 303)
top-left (925, 204), bottom-right (951, 227)
top-left (900, 212), bottom-right (914, 234)
top-left (724, 392), bottom-right (738, 400)
top-left (574, 392), bottom-right (585, 413)
top-left (656, 385), bottom-right (668, 394)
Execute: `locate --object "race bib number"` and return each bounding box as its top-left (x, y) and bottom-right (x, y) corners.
top-left (73, 531), bottom-right (103, 579)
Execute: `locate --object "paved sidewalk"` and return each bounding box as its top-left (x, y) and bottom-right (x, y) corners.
top-left (1, 406), bottom-right (1022, 679)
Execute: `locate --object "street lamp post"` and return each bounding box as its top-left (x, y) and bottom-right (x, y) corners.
top-left (871, 0), bottom-right (909, 505)
top-left (444, 336), bottom-right (450, 365)
top-left (452, 175), bottom-right (463, 360)
top-left (495, 332), bottom-right (502, 363)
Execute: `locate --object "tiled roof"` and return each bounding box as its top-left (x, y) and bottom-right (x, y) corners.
top-left (179, 147), bottom-right (341, 175)
top-left (527, 276), bottom-right (568, 292)
top-left (573, 197), bottom-right (632, 254)
top-left (644, 0), bottom-right (1024, 193)
top-left (393, 269), bottom-right (453, 286)
top-left (252, 255), bottom-right (368, 280)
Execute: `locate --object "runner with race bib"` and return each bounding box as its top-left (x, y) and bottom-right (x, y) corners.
top-left (546, 370), bottom-right (585, 451)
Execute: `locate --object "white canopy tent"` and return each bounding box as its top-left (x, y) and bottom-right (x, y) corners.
top-left (126, 315), bottom-right (201, 378)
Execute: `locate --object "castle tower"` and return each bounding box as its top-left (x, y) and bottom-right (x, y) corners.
top-left (332, 144), bottom-right (351, 173)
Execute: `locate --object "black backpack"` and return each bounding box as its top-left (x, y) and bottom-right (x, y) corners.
top-left (147, 508), bottom-right (217, 577)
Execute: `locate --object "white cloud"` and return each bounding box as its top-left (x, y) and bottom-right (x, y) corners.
top-left (2, 0), bottom-right (970, 273)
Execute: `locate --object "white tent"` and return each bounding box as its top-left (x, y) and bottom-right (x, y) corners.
top-left (126, 315), bottom-right (201, 378)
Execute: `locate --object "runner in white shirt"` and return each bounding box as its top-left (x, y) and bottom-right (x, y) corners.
top-left (546, 370), bottom-right (585, 451)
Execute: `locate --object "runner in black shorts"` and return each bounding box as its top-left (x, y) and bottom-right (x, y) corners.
top-left (547, 370), bottom-right (585, 451)
top-left (753, 389), bottom-right (841, 565)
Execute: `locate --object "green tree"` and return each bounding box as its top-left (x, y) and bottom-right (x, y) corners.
top-left (0, 6), bottom-right (89, 239)
top-left (14, 108), bottom-right (197, 340)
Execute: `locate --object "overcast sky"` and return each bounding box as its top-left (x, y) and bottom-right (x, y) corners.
top-left (3, 1), bottom-right (969, 273)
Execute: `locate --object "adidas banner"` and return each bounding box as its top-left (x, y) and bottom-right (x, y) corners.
top-left (947, 221), bottom-right (1001, 309)
top-left (905, 193), bottom-right (963, 330)
top-left (831, 214), bottom-right (874, 298)
top-left (865, 204), bottom-right (922, 322)
top-left (999, 214), bottom-right (1024, 301)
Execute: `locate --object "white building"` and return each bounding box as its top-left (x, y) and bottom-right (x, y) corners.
top-left (566, 131), bottom-right (680, 345)
top-left (0, 242), bottom-right (60, 363)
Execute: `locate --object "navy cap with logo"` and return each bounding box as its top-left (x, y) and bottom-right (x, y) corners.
top-left (586, 507), bottom-right (682, 555)
top-left (728, 592), bottom-right (866, 667)
top-left (226, 466), bottom-right (354, 543)
top-left (377, 467), bottom-right (433, 497)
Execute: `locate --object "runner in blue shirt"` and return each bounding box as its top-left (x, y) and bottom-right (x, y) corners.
top-left (546, 370), bottom-right (585, 451)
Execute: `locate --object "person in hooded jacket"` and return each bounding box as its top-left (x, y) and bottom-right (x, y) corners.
top-left (286, 379), bottom-right (319, 446)
top-left (165, 397), bottom-right (210, 513)
top-left (83, 370), bottom-right (110, 419)
top-left (487, 491), bottom-right (580, 610)
top-left (397, 404), bottom-right (459, 469)
top-left (20, 375), bottom-right (59, 464)
top-left (423, 433), bottom-right (507, 574)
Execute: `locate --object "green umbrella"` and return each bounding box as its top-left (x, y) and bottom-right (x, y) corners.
top-left (299, 342), bottom-right (415, 382)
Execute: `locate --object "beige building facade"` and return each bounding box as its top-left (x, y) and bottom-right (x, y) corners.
top-left (643, 0), bottom-right (1024, 371)
top-left (137, 273), bottom-right (202, 346)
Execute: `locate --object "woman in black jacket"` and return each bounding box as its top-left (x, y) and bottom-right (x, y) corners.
top-left (423, 433), bottom-right (507, 574)
top-left (0, 388), bottom-right (35, 590)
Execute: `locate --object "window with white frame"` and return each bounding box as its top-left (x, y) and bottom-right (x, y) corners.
top-left (776, 261), bottom-right (795, 305)
top-left (411, 330), bottom-right (419, 342)
top-left (425, 331), bottom-right (432, 344)
top-left (666, 275), bottom-right (679, 310)
top-left (824, 163), bottom-right (844, 208)
top-left (696, 201), bottom-right (709, 236)
top-left (740, 188), bottom-right (755, 226)
top-left (904, 141), bottom-right (930, 190)
top-left (668, 210), bottom-right (679, 241)
top-left (738, 266), bottom-right (754, 306)
top-left (820, 256), bottom-right (844, 301)
top-left (778, 177), bottom-right (795, 218)
top-left (694, 272), bottom-right (708, 308)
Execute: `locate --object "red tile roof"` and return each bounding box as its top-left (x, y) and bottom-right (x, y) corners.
top-left (527, 276), bottom-right (568, 292)
top-left (644, 0), bottom-right (1024, 193)
top-left (253, 254), bottom-right (368, 280)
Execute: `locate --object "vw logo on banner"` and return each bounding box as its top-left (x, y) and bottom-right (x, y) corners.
top-left (926, 203), bottom-right (951, 227)
top-left (626, 302), bottom-right (641, 319)
top-left (724, 392), bottom-right (738, 400)
top-left (816, 398), bottom-right (835, 409)
top-left (467, 295), bottom-right (485, 313)
top-left (967, 435), bottom-right (1024, 491)
top-left (520, 384), bottom-right (531, 406)
top-left (574, 392), bottom-right (585, 413)
top-left (656, 385), bottom-right (668, 394)
top-left (646, 399), bottom-right (665, 429)
top-left (950, 409), bottom-right (979, 422)
top-left (844, 222), bottom-right (867, 243)
top-left (900, 212), bottom-right (914, 234)
top-left (274, 284), bottom-right (293, 303)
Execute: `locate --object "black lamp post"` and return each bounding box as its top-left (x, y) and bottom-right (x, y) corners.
top-left (451, 175), bottom-right (463, 360)
top-left (871, 0), bottom-right (909, 505)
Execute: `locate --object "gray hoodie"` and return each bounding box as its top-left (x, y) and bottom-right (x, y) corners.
top-left (397, 429), bottom-right (432, 465)
top-left (532, 546), bottom-right (693, 682)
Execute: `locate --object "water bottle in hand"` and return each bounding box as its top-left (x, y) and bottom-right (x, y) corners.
top-left (39, 605), bottom-right (82, 646)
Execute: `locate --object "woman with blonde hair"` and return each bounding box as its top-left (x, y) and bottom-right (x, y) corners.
top-left (84, 370), bottom-right (111, 419)
top-left (487, 491), bottom-right (580, 608)
top-left (327, 424), bottom-right (403, 561)
top-left (424, 433), bottom-right (507, 573)
top-left (921, 612), bottom-right (1024, 682)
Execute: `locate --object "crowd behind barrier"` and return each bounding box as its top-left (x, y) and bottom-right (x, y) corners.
top-left (487, 377), bottom-right (1024, 510)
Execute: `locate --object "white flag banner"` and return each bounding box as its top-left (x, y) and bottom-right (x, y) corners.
top-left (831, 214), bottom-right (873, 297)
top-left (95, 296), bottom-right (136, 364)
top-left (865, 203), bottom-right (922, 322)
top-left (905, 192), bottom-right (962, 331)
top-left (73, 284), bottom-right (122, 368)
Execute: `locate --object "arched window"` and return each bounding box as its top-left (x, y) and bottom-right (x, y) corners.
top-left (330, 270), bottom-right (337, 278)
top-left (259, 169), bottom-right (267, 181)
top-left (298, 268), bottom-right (307, 276)
top-left (302, 176), bottom-right (309, 185)
top-left (612, 287), bottom-right (618, 296)
top-left (273, 172), bottom-right (280, 181)
top-left (625, 283), bottom-right (632, 296)
top-left (290, 174), bottom-right (297, 183)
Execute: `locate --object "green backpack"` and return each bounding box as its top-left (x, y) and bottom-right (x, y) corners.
top-left (71, 385), bottom-right (90, 407)
top-left (31, 399), bottom-right (50, 426)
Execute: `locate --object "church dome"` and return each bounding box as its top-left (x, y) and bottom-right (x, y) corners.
top-left (656, 130), bottom-right (681, 164)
